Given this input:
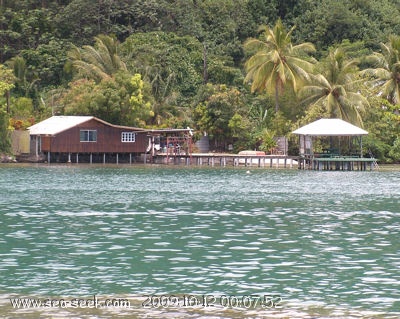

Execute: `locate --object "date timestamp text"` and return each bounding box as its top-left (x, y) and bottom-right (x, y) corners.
top-left (142, 294), bottom-right (282, 309)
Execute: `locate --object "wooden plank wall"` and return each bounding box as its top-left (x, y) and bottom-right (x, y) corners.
top-left (41, 119), bottom-right (147, 153)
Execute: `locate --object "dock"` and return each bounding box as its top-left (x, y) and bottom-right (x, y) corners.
top-left (298, 156), bottom-right (378, 171)
top-left (153, 153), bottom-right (298, 168)
top-left (153, 153), bottom-right (378, 171)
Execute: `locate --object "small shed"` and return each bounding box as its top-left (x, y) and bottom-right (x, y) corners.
top-left (28, 116), bottom-right (147, 163)
top-left (11, 130), bottom-right (30, 155)
top-left (292, 118), bottom-right (376, 170)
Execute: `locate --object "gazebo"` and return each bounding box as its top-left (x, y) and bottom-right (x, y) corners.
top-left (292, 118), bottom-right (377, 170)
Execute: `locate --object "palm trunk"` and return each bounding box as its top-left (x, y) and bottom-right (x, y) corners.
top-left (274, 82), bottom-right (279, 113)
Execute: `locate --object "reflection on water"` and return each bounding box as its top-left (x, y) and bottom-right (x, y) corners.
top-left (0, 165), bottom-right (400, 318)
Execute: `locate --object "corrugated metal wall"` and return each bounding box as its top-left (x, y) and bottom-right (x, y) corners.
top-left (11, 130), bottom-right (30, 155)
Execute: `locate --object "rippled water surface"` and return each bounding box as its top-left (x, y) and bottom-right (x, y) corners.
top-left (1, 164), bottom-right (399, 318)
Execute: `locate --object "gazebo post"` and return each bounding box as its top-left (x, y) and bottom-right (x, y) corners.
top-left (360, 136), bottom-right (363, 158)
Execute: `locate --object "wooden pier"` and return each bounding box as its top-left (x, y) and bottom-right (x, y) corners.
top-left (153, 153), bottom-right (298, 169)
top-left (153, 153), bottom-right (378, 171)
top-left (298, 156), bottom-right (378, 171)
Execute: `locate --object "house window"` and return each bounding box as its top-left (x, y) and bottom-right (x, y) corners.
top-left (80, 130), bottom-right (97, 142)
top-left (121, 132), bottom-right (136, 142)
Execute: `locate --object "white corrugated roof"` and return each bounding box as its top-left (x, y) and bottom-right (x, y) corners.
top-left (292, 118), bottom-right (368, 136)
top-left (28, 116), bottom-right (94, 135)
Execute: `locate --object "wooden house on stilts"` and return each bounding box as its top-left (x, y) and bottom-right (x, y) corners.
top-left (28, 116), bottom-right (147, 164)
top-left (27, 116), bottom-right (193, 164)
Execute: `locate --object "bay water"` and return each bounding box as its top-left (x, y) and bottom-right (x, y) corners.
top-left (0, 164), bottom-right (399, 318)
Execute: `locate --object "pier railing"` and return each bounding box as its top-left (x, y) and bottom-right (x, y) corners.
top-left (154, 153), bottom-right (298, 168)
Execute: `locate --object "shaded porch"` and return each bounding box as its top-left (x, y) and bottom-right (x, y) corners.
top-left (292, 118), bottom-right (378, 171)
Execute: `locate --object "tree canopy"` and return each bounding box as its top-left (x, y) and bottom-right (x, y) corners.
top-left (1, 0), bottom-right (400, 161)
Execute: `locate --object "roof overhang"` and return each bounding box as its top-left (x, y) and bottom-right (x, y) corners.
top-left (292, 118), bottom-right (368, 136)
top-left (28, 116), bottom-right (145, 136)
top-left (28, 116), bottom-right (94, 136)
top-left (144, 128), bottom-right (194, 136)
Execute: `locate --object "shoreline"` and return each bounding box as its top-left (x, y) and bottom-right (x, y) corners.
top-left (1, 161), bottom-right (400, 171)
top-left (0, 153), bottom-right (16, 163)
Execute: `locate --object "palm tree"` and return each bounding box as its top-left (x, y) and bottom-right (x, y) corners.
top-left (68, 35), bottom-right (127, 83)
top-left (244, 19), bottom-right (315, 112)
top-left (361, 35), bottom-right (400, 105)
top-left (6, 56), bottom-right (39, 97)
top-left (299, 48), bottom-right (368, 126)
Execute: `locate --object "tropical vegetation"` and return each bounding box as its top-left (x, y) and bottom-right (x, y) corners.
top-left (1, 0), bottom-right (400, 162)
top-left (244, 19), bottom-right (315, 113)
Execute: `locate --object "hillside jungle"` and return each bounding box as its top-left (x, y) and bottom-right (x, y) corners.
top-left (1, 0), bottom-right (400, 163)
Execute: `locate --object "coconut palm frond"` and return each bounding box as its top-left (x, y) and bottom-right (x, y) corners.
top-left (67, 35), bottom-right (126, 83)
top-left (291, 42), bottom-right (316, 55)
top-left (244, 19), bottom-right (315, 112)
top-left (300, 48), bottom-right (367, 124)
top-left (299, 86), bottom-right (328, 106)
top-left (362, 36), bottom-right (400, 105)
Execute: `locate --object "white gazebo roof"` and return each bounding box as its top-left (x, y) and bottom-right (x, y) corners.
top-left (292, 118), bottom-right (368, 136)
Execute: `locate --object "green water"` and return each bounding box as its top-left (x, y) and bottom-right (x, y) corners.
top-left (0, 164), bottom-right (399, 318)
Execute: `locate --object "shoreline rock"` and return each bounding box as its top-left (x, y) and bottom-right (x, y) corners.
top-left (0, 153), bottom-right (17, 163)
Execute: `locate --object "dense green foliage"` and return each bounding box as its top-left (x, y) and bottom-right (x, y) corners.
top-left (1, 0), bottom-right (400, 162)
